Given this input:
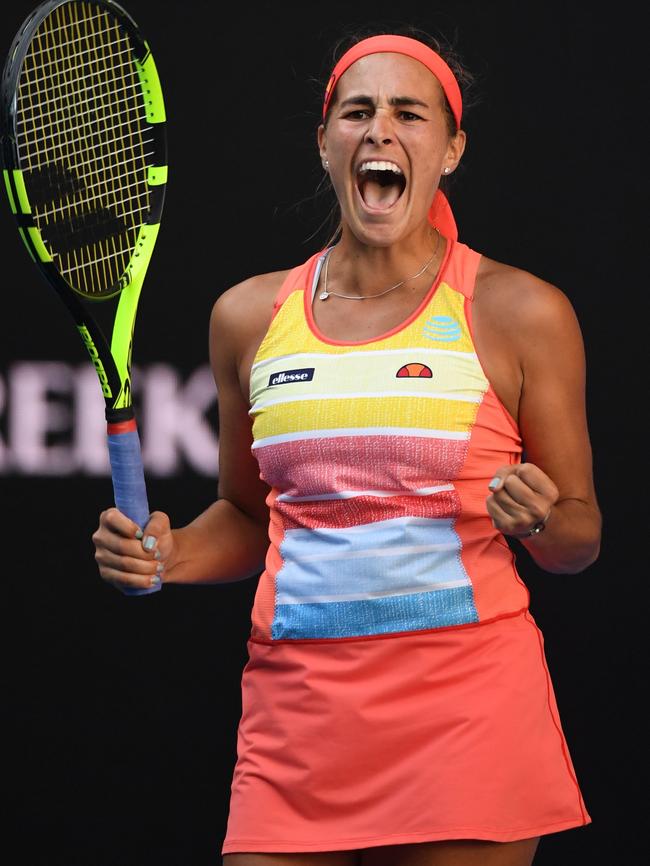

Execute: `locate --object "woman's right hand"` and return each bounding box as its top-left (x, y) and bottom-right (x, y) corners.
top-left (92, 508), bottom-right (175, 594)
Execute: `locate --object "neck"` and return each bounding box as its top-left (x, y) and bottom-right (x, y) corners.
top-left (326, 226), bottom-right (444, 300)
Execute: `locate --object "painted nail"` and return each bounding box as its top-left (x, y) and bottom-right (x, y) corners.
top-left (488, 476), bottom-right (501, 491)
top-left (155, 562), bottom-right (163, 574)
top-left (135, 529), bottom-right (144, 540)
top-left (150, 574), bottom-right (161, 586)
top-left (154, 549), bottom-right (162, 560)
top-left (143, 535), bottom-right (156, 551)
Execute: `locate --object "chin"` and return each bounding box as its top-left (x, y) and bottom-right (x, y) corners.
top-left (345, 213), bottom-right (414, 248)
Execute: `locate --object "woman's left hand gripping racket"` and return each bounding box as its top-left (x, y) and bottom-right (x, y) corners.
top-left (1, 0), bottom-right (167, 594)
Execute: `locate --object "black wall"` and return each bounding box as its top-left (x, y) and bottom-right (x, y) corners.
top-left (1, 2), bottom-right (643, 864)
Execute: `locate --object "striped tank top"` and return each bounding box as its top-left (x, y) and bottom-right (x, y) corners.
top-left (248, 240), bottom-right (527, 642)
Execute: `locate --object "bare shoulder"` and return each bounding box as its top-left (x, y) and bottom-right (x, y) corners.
top-left (211, 269), bottom-right (290, 337)
top-left (209, 269), bottom-right (291, 364)
top-left (475, 255), bottom-right (582, 343)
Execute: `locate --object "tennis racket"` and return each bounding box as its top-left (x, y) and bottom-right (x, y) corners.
top-left (0, 0), bottom-right (167, 595)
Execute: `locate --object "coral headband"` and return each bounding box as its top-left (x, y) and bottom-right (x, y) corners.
top-left (322, 35), bottom-right (462, 129)
top-left (322, 35), bottom-right (463, 240)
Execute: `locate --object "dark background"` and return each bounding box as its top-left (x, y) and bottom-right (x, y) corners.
top-left (1, 1), bottom-right (644, 864)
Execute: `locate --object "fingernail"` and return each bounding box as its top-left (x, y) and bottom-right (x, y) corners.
top-left (143, 535), bottom-right (156, 551)
top-left (150, 574), bottom-right (161, 587)
top-left (154, 549), bottom-right (162, 561)
top-left (488, 476), bottom-right (500, 490)
top-left (135, 529), bottom-right (144, 540)
top-left (155, 562), bottom-right (163, 574)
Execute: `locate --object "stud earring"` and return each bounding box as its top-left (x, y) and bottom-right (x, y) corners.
top-left (443, 166), bottom-right (450, 175)
top-left (323, 159), bottom-right (329, 170)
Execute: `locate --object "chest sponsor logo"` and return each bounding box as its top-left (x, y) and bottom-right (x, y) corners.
top-left (269, 367), bottom-right (315, 386)
top-left (396, 363), bottom-right (433, 378)
top-left (423, 315), bottom-right (462, 342)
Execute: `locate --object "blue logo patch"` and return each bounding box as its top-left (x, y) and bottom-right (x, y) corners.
top-left (269, 367), bottom-right (315, 386)
top-left (423, 315), bottom-right (462, 342)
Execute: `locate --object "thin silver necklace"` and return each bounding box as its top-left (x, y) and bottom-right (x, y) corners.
top-left (319, 229), bottom-right (440, 301)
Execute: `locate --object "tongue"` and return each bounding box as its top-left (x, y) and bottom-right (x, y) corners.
top-left (359, 177), bottom-right (401, 210)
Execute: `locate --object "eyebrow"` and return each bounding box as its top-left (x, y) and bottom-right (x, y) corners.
top-left (339, 95), bottom-right (430, 109)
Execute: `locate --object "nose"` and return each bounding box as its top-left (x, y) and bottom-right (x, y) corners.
top-left (364, 109), bottom-right (394, 145)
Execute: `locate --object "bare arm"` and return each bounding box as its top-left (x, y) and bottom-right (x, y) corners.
top-left (92, 272), bottom-right (285, 592)
top-left (475, 263), bottom-right (601, 574)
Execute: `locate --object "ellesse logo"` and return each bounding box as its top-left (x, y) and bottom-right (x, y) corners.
top-left (269, 367), bottom-right (315, 386)
top-left (396, 363), bottom-right (433, 378)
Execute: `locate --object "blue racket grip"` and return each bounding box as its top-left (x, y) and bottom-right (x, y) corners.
top-left (107, 421), bottom-right (160, 596)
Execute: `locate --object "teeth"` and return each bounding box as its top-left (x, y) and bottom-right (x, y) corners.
top-left (359, 160), bottom-right (403, 174)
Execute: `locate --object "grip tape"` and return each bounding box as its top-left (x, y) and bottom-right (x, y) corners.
top-left (107, 422), bottom-right (160, 596)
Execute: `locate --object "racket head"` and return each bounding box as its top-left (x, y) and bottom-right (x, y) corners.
top-left (0, 0), bottom-right (167, 413)
top-left (1, 0), bottom-right (167, 299)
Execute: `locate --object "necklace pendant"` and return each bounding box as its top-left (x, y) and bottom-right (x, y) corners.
top-left (319, 291), bottom-right (329, 300)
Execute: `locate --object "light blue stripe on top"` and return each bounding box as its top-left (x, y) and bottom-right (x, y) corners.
top-left (272, 516), bottom-right (478, 638)
top-left (272, 586), bottom-right (479, 639)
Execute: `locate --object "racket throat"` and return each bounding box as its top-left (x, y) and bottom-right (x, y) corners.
top-left (106, 406), bottom-right (137, 428)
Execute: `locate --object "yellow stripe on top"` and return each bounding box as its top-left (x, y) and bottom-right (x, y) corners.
top-left (252, 395), bottom-right (480, 442)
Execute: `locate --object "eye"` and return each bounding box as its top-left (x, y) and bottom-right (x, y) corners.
top-left (344, 109), bottom-right (372, 120)
top-left (399, 110), bottom-right (422, 121)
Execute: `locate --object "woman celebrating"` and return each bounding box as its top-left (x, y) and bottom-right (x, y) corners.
top-left (93, 28), bottom-right (601, 866)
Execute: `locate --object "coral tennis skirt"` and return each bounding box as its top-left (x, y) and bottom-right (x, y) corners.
top-left (222, 610), bottom-right (590, 855)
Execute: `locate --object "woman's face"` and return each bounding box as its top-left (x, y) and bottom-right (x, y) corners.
top-left (318, 52), bottom-right (465, 247)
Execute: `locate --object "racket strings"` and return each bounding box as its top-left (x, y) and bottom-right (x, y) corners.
top-left (18, 8), bottom-right (128, 294)
top-left (60, 2), bottom-right (144, 291)
top-left (16, 0), bottom-right (152, 296)
top-left (17, 81), bottom-right (150, 146)
top-left (38, 168), bottom-right (153, 220)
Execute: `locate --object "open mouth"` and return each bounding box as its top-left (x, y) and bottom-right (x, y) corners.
top-left (356, 160), bottom-right (406, 210)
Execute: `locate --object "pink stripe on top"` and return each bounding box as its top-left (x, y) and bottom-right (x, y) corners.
top-left (254, 434), bottom-right (470, 500)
